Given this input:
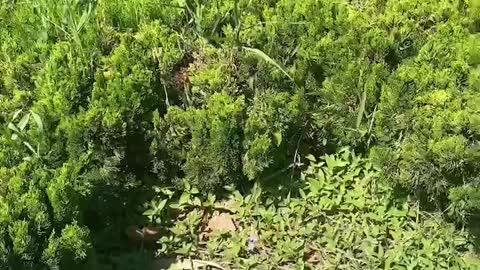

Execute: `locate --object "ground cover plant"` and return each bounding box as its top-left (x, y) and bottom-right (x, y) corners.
top-left (148, 150), bottom-right (478, 269)
top-left (0, 0), bottom-right (479, 269)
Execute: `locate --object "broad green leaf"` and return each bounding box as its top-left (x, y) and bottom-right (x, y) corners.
top-left (30, 110), bottom-right (43, 132)
top-left (161, 188), bottom-right (175, 196)
top-left (305, 154), bottom-right (316, 162)
top-left (179, 192), bottom-right (190, 205)
top-left (273, 131), bottom-right (282, 146)
top-left (143, 209), bottom-right (155, 216)
top-left (325, 155), bottom-right (348, 173)
top-left (207, 193), bottom-right (216, 205)
top-left (317, 167), bottom-right (325, 182)
top-left (175, 244), bottom-right (191, 255)
top-left (389, 208), bottom-right (407, 217)
top-left (309, 179), bottom-right (322, 194)
top-left (156, 199), bottom-right (168, 213)
top-left (378, 244), bottom-right (385, 258)
top-left (8, 123), bottom-right (20, 134)
top-left (299, 189), bottom-right (306, 199)
top-left (12, 109), bottom-right (22, 120)
top-left (193, 197), bottom-right (201, 206)
top-left (175, 0), bottom-right (187, 7)
top-left (18, 113), bottom-right (30, 131)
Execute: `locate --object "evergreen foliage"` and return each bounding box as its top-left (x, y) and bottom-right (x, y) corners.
top-left (0, 0), bottom-right (479, 268)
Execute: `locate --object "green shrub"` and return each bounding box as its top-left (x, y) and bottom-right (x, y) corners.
top-left (243, 90), bottom-right (303, 180)
top-left (1, 0), bottom-right (480, 267)
top-left (372, 14), bottom-right (480, 211)
top-left (0, 160), bottom-right (93, 269)
top-left (152, 93), bottom-right (246, 189)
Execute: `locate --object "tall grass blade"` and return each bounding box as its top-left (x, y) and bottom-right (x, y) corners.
top-left (243, 46), bottom-right (294, 82)
top-left (356, 88), bottom-right (367, 129)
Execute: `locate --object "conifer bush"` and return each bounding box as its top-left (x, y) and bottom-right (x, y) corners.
top-left (0, 0), bottom-right (479, 268)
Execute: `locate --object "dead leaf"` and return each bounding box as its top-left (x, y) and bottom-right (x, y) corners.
top-left (306, 244), bottom-right (324, 266)
top-left (126, 226), bottom-right (144, 242)
top-left (143, 226), bottom-right (161, 242)
top-left (126, 225), bottom-right (161, 243)
top-left (206, 212), bottom-right (236, 235)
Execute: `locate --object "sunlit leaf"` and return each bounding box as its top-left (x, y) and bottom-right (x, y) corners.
top-left (30, 110), bottom-right (43, 132)
top-left (156, 199), bottom-right (168, 213)
top-left (273, 131), bottom-right (282, 146)
top-left (18, 113), bottom-right (30, 131)
top-left (306, 154), bottom-right (316, 162)
top-left (12, 109), bottom-right (22, 120)
top-left (179, 192), bottom-right (190, 205)
top-left (23, 141), bottom-right (36, 155)
top-left (8, 123), bottom-right (20, 135)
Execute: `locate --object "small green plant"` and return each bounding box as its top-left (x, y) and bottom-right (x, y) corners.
top-left (151, 150), bottom-right (477, 269)
top-left (6, 110), bottom-right (44, 159)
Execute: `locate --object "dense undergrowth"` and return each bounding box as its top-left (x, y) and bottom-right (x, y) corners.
top-left (151, 151), bottom-right (478, 269)
top-left (0, 0), bottom-right (479, 269)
